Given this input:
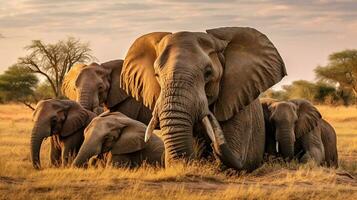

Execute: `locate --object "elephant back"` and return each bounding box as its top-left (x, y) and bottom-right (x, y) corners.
top-left (62, 63), bottom-right (88, 100)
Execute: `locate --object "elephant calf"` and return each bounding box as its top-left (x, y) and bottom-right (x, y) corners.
top-left (261, 98), bottom-right (338, 167)
top-left (72, 112), bottom-right (164, 168)
top-left (31, 99), bottom-right (96, 169)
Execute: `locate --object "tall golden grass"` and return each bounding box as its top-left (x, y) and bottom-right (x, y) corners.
top-left (0, 104), bottom-right (356, 200)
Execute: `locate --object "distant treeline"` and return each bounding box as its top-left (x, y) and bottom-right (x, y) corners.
top-left (262, 80), bottom-right (355, 106)
top-left (262, 49), bottom-right (357, 106)
top-left (0, 37), bottom-right (356, 108)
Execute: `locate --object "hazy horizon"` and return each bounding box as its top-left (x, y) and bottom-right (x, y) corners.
top-left (1, 0), bottom-right (356, 88)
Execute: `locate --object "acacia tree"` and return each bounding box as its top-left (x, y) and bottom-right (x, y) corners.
top-left (18, 37), bottom-right (94, 97)
top-left (0, 65), bottom-right (38, 109)
top-left (315, 49), bottom-right (357, 102)
top-left (282, 80), bottom-right (317, 102)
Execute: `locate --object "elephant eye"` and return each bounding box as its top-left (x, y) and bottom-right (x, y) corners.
top-left (50, 117), bottom-right (57, 128)
top-left (204, 65), bottom-right (213, 81)
top-left (98, 84), bottom-right (104, 91)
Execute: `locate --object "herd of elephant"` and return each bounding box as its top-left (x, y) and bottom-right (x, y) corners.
top-left (30, 27), bottom-right (338, 171)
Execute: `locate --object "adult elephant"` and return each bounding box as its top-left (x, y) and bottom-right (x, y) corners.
top-left (62, 60), bottom-right (152, 124)
top-left (121, 27), bottom-right (287, 171)
top-left (261, 98), bottom-right (338, 167)
top-left (31, 99), bottom-right (96, 169)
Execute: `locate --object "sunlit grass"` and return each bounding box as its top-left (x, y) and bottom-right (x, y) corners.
top-left (0, 104), bottom-right (356, 199)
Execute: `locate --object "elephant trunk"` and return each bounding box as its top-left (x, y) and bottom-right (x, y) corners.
top-left (159, 83), bottom-right (196, 165)
top-left (30, 122), bottom-right (51, 169)
top-left (276, 126), bottom-right (295, 159)
top-left (72, 143), bottom-right (97, 167)
top-left (202, 113), bottom-right (243, 170)
top-left (78, 87), bottom-right (94, 111)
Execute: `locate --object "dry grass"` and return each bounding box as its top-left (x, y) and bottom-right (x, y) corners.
top-left (0, 104), bottom-right (356, 200)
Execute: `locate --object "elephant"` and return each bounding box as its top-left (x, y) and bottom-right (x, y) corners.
top-left (120, 27), bottom-right (287, 171)
top-left (320, 119), bottom-right (339, 167)
top-left (260, 98), bottom-right (338, 167)
top-left (62, 60), bottom-right (152, 124)
top-left (72, 111), bottom-right (164, 168)
top-left (31, 99), bottom-right (96, 169)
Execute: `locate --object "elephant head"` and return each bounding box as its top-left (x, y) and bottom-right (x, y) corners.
top-left (121, 27), bottom-right (286, 168)
top-left (31, 99), bottom-right (93, 169)
top-left (62, 60), bottom-right (127, 115)
top-left (72, 112), bottom-right (148, 167)
top-left (261, 98), bottom-right (322, 159)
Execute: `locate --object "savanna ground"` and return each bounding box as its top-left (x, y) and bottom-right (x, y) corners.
top-left (0, 104), bottom-right (356, 200)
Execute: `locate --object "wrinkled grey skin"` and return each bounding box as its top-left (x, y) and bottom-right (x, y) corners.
top-left (320, 119), bottom-right (338, 167)
top-left (31, 99), bottom-right (96, 169)
top-left (72, 112), bottom-right (164, 168)
top-left (261, 98), bottom-right (338, 167)
top-left (62, 60), bottom-right (152, 124)
top-left (121, 27), bottom-right (287, 171)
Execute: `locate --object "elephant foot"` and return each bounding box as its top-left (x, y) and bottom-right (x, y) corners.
top-left (300, 152), bottom-right (312, 163)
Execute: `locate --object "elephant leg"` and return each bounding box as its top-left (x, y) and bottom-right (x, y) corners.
top-left (219, 99), bottom-right (265, 171)
top-left (137, 104), bottom-right (154, 126)
top-left (103, 152), bottom-right (112, 167)
top-left (89, 153), bottom-right (112, 168)
top-left (62, 131), bottom-right (84, 166)
top-left (136, 135), bottom-right (165, 167)
top-left (265, 133), bottom-right (277, 156)
top-left (116, 98), bottom-right (154, 125)
top-left (300, 152), bottom-right (312, 163)
top-left (112, 154), bottom-right (134, 168)
top-left (61, 145), bottom-right (73, 167)
top-left (50, 136), bottom-right (62, 167)
top-left (111, 98), bottom-right (141, 123)
top-left (246, 100), bottom-right (265, 169)
top-left (300, 126), bottom-right (325, 165)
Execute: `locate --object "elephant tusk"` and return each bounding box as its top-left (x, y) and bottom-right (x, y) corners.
top-left (145, 114), bottom-right (158, 143)
top-left (206, 112), bottom-right (226, 146)
top-left (203, 112), bottom-right (243, 170)
top-left (202, 116), bottom-right (216, 144)
top-left (276, 141), bottom-right (279, 153)
top-left (144, 96), bottom-right (163, 142)
top-left (201, 112), bottom-right (227, 153)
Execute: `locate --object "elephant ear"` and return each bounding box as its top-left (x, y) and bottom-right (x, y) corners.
top-left (101, 60), bottom-right (129, 108)
top-left (289, 99), bottom-right (322, 139)
top-left (60, 100), bottom-right (90, 137)
top-left (106, 112), bottom-right (147, 155)
top-left (207, 27), bottom-right (287, 121)
top-left (111, 126), bottom-right (147, 155)
top-left (62, 63), bottom-right (87, 100)
top-left (260, 98), bottom-right (278, 122)
top-left (121, 32), bottom-right (171, 110)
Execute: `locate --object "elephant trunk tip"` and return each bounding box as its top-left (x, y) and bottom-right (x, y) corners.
top-left (71, 162), bottom-right (81, 168)
top-left (32, 162), bottom-right (41, 170)
top-left (30, 127), bottom-right (46, 170)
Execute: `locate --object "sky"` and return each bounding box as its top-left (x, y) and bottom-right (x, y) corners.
top-left (0, 0), bottom-right (357, 88)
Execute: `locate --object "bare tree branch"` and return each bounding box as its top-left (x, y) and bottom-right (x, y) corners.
top-left (22, 101), bottom-right (35, 111)
top-left (17, 37), bottom-right (93, 98)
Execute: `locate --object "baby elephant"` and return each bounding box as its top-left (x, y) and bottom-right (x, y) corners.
top-left (31, 99), bottom-right (96, 169)
top-left (261, 98), bottom-right (338, 167)
top-left (72, 112), bottom-right (164, 168)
